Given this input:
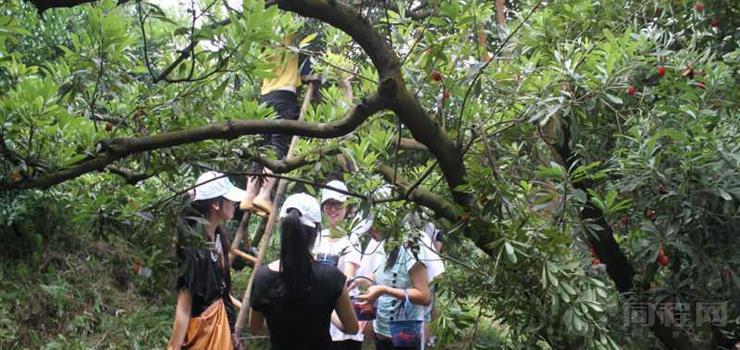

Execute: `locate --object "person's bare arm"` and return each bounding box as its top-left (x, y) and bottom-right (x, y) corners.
top-left (230, 295), bottom-right (242, 309)
top-left (343, 261), bottom-right (359, 279)
top-left (356, 262), bottom-right (431, 306)
top-left (248, 308), bottom-right (268, 335)
top-left (332, 286), bottom-right (359, 334)
top-left (167, 290), bottom-right (192, 350)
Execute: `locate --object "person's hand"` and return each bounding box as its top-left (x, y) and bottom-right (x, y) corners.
top-left (355, 285), bottom-right (386, 303)
top-left (346, 279), bottom-right (357, 292)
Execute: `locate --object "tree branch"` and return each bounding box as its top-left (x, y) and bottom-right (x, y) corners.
top-left (395, 138), bottom-right (428, 152)
top-left (377, 163), bottom-right (457, 223)
top-left (107, 166), bottom-right (154, 185)
top-left (550, 114), bottom-right (698, 350)
top-left (27, 0), bottom-right (130, 14)
top-left (0, 91), bottom-right (389, 191)
top-left (277, 0), bottom-right (470, 208)
top-left (244, 144), bottom-right (342, 173)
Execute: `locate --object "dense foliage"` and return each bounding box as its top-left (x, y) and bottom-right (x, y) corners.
top-left (1, 0), bottom-right (737, 349)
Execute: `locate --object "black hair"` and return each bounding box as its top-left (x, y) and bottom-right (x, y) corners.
top-left (279, 209), bottom-right (319, 297)
top-left (385, 246), bottom-right (401, 271)
top-left (183, 197), bottom-right (232, 289)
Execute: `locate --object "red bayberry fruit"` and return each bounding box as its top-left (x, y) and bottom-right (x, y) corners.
top-left (657, 254), bottom-right (670, 266)
top-left (592, 258), bottom-right (602, 266)
top-left (694, 2), bottom-right (704, 12)
top-left (710, 17), bottom-right (720, 27)
top-left (644, 207), bottom-right (656, 221)
top-left (105, 122), bottom-right (113, 132)
top-left (657, 66), bottom-right (666, 77)
top-left (9, 170), bottom-right (22, 182)
top-left (431, 70), bottom-right (442, 82)
top-left (620, 215), bottom-right (630, 226)
top-left (627, 85), bottom-right (636, 96)
top-left (442, 90), bottom-right (450, 100)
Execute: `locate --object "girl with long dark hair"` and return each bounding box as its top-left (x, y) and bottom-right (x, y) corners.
top-left (168, 171), bottom-right (246, 350)
top-left (249, 193), bottom-right (359, 350)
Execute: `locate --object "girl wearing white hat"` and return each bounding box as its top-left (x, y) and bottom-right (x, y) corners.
top-left (313, 180), bottom-right (367, 350)
top-left (168, 171), bottom-right (247, 350)
top-left (249, 193), bottom-right (359, 350)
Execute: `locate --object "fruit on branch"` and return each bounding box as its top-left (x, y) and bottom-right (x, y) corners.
top-left (627, 85), bottom-right (636, 96)
top-left (694, 2), bottom-right (704, 12)
top-left (431, 70), bottom-right (442, 82)
top-left (644, 207), bottom-right (656, 221)
top-left (657, 66), bottom-right (666, 77)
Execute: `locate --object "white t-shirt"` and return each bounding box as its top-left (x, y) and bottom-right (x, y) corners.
top-left (357, 230), bottom-right (445, 283)
top-left (312, 229), bottom-right (363, 342)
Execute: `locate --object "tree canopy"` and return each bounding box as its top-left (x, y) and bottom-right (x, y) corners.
top-left (0, 0), bottom-right (738, 349)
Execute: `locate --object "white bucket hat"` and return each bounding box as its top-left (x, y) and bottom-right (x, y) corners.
top-left (280, 193), bottom-right (322, 227)
top-left (192, 171), bottom-right (247, 202)
top-left (321, 180), bottom-right (348, 205)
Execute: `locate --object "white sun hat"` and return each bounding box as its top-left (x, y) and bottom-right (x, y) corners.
top-left (321, 180), bottom-right (349, 205)
top-left (192, 171), bottom-right (247, 202)
top-left (280, 193), bottom-right (322, 227)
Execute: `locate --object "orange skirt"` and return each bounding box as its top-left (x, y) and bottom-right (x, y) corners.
top-left (178, 299), bottom-right (234, 350)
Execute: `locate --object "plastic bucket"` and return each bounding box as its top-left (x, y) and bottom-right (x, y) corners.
top-left (390, 319), bottom-right (423, 347)
top-left (352, 299), bottom-right (377, 320)
top-left (348, 276), bottom-right (377, 320)
top-left (389, 292), bottom-right (424, 348)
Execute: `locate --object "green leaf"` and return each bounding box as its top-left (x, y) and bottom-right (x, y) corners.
top-left (299, 32), bottom-right (318, 48)
top-left (504, 242), bottom-right (517, 264)
top-left (212, 78), bottom-right (230, 100)
top-left (604, 93), bottom-right (623, 105)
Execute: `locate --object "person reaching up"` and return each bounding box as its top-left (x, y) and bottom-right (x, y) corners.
top-left (241, 19), bottom-right (314, 217)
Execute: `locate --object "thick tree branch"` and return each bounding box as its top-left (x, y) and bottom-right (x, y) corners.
top-left (0, 91), bottom-right (388, 191)
top-left (245, 144), bottom-right (341, 173)
top-left (395, 138), bottom-right (428, 152)
top-left (369, 1), bottom-right (437, 20)
top-left (377, 163), bottom-right (457, 222)
top-left (279, 0), bottom-right (471, 208)
top-left (550, 119), bottom-right (697, 350)
top-left (278, 0), bottom-right (400, 80)
top-left (27, 0), bottom-right (130, 14)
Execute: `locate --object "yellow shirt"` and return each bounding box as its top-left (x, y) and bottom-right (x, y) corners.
top-left (260, 35), bottom-right (302, 95)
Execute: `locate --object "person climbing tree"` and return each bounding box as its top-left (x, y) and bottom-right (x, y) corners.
top-left (167, 171), bottom-right (246, 350)
top-left (313, 180), bottom-right (366, 350)
top-left (241, 17), bottom-right (315, 217)
top-left (249, 193), bottom-right (359, 350)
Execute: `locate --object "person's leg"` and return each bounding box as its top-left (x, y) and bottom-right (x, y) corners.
top-left (347, 340), bottom-right (363, 350)
top-left (240, 162), bottom-right (267, 216)
top-left (254, 90), bottom-right (300, 209)
top-left (374, 337), bottom-right (394, 350)
top-left (330, 340), bottom-right (363, 350)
